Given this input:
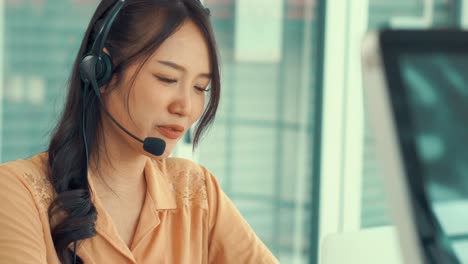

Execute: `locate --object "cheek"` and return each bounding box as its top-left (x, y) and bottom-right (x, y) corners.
top-left (129, 86), bottom-right (162, 127)
top-left (191, 94), bottom-right (206, 121)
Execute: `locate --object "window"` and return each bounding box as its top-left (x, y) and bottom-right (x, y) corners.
top-left (196, 1), bottom-right (321, 262)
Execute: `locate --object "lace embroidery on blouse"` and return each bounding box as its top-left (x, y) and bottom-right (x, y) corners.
top-left (22, 172), bottom-right (54, 212)
top-left (168, 165), bottom-right (208, 209)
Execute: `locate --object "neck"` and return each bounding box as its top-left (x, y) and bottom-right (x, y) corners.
top-left (89, 126), bottom-right (149, 201)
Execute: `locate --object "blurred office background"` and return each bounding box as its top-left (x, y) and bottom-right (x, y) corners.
top-left (0, 0), bottom-right (466, 263)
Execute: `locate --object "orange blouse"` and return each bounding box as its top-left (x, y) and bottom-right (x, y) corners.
top-left (0, 153), bottom-right (279, 263)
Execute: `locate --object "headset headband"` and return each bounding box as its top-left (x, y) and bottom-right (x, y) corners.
top-left (90, 0), bottom-right (125, 57)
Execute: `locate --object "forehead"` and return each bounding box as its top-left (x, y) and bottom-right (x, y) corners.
top-left (147, 20), bottom-right (211, 73)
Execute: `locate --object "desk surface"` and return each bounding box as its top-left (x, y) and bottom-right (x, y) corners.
top-left (321, 226), bottom-right (403, 264)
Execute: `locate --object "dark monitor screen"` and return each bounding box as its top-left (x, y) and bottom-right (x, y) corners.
top-left (381, 30), bottom-right (468, 263)
top-left (400, 53), bottom-right (468, 263)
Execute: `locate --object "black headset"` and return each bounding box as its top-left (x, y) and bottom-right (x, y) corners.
top-left (79, 0), bottom-right (165, 159)
top-left (79, 0), bottom-right (124, 93)
top-left (74, 2), bottom-right (127, 263)
top-left (72, 0), bottom-right (210, 261)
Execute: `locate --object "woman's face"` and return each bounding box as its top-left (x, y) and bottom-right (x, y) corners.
top-left (101, 20), bottom-right (211, 159)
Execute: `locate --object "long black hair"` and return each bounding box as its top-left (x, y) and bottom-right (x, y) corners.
top-left (47, 0), bottom-right (220, 262)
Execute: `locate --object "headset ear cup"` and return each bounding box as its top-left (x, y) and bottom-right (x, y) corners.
top-left (96, 52), bottom-right (113, 88)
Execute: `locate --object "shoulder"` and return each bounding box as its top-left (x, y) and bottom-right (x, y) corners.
top-left (0, 152), bottom-right (54, 212)
top-left (157, 157), bottom-right (214, 209)
top-left (0, 152), bottom-right (49, 184)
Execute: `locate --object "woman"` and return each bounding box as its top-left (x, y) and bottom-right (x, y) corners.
top-left (0, 0), bottom-right (279, 263)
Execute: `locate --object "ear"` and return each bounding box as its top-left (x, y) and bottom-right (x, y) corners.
top-left (100, 85), bottom-right (108, 94)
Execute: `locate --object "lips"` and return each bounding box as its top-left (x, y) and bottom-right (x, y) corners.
top-left (157, 125), bottom-right (184, 140)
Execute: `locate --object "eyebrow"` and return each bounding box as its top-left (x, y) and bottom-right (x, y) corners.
top-left (157, 60), bottom-right (212, 79)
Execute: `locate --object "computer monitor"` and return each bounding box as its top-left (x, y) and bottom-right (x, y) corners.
top-left (361, 29), bottom-right (468, 264)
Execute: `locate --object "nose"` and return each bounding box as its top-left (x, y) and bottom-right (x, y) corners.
top-left (168, 85), bottom-right (191, 117)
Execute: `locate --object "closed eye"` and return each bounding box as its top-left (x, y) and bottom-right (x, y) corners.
top-left (195, 86), bottom-right (211, 93)
top-left (156, 76), bottom-right (177, 84)
top-left (156, 75), bottom-right (210, 93)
